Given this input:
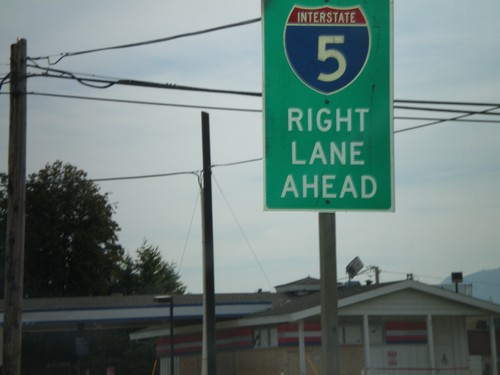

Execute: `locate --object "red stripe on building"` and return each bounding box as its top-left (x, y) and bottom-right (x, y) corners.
top-left (278, 323), bottom-right (322, 347)
top-left (385, 322), bottom-right (427, 344)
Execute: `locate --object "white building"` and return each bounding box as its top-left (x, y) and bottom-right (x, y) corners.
top-left (133, 278), bottom-right (500, 375)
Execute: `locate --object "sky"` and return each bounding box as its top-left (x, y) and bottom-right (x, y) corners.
top-left (1, 0), bottom-right (499, 294)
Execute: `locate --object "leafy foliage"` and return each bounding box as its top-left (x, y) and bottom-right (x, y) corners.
top-left (1, 162), bottom-right (187, 373)
top-left (119, 240), bottom-right (186, 295)
top-left (1, 162), bottom-right (186, 297)
top-left (21, 161), bottom-right (124, 297)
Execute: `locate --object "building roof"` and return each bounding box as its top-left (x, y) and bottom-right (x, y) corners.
top-left (235, 280), bottom-right (500, 328)
top-left (2, 278), bottom-right (499, 336)
top-left (0, 292), bottom-right (280, 332)
top-left (0, 292), bottom-right (278, 311)
top-left (275, 276), bottom-right (321, 294)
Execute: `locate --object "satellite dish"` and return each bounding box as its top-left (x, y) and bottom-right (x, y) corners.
top-left (346, 256), bottom-right (364, 280)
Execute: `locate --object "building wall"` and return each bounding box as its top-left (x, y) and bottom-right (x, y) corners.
top-left (433, 316), bottom-right (469, 371)
top-left (171, 346), bottom-right (365, 375)
top-left (175, 347), bottom-right (309, 375)
top-left (159, 316), bottom-right (471, 375)
top-left (367, 316), bottom-right (469, 375)
top-left (468, 325), bottom-right (500, 375)
top-left (340, 345), bottom-right (365, 375)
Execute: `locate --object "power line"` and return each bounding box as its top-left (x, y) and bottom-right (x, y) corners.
top-left (396, 99), bottom-right (500, 107)
top-left (394, 105), bottom-right (500, 133)
top-left (3, 67), bottom-right (500, 132)
top-left (212, 172), bottom-right (275, 291)
top-left (25, 67), bottom-right (261, 97)
top-left (5, 66), bottom-right (499, 114)
top-left (26, 64), bottom-right (500, 107)
top-left (88, 159), bottom-right (263, 185)
top-left (394, 105), bottom-right (500, 116)
top-left (28, 17), bottom-right (262, 65)
top-left (116, 78), bottom-right (260, 97)
top-left (212, 158), bottom-right (263, 168)
top-left (19, 64), bottom-right (500, 106)
top-left (10, 63), bottom-right (500, 107)
top-left (8, 95), bottom-right (496, 187)
top-left (177, 190), bottom-right (200, 275)
top-left (91, 170), bottom-right (200, 183)
top-left (3, 91), bottom-right (498, 127)
top-left (0, 72), bottom-right (10, 90)
top-left (395, 116), bottom-right (498, 124)
top-left (24, 92), bottom-right (262, 113)
top-left (9, 91), bottom-right (500, 128)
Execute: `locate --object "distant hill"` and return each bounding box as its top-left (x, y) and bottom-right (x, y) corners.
top-left (441, 268), bottom-right (500, 304)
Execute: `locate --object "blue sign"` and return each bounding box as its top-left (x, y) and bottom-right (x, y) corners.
top-left (284, 6), bottom-right (370, 95)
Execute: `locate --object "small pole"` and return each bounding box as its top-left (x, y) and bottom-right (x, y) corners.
top-left (201, 112), bottom-right (216, 375)
top-left (153, 296), bottom-right (175, 374)
top-left (3, 38), bottom-right (27, 375)
top-left (169, 299), bottom-right (174, 375)
top-left (319, 213), bottom-right (340, 375)
top-left (489, 315), bottom-right (498, 375)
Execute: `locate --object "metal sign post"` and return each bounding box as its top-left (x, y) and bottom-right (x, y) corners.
top-left (262, 1), bottom-right (393, 374)
top-left (319, 213), bottom-right (340, 374)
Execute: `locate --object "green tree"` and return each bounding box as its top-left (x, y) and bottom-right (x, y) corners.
top-left (1, 161), bottom-right (124, 297)
top-left (1, 162), bottom-right (187, 297)
top-left (1, 163), bottom-right (187, 373)
top-left (119, 240), bottom-right (186, 295)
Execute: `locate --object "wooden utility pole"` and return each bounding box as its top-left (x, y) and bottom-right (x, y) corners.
top-left (319, 213), bottom-right (340, 374)
top-left (201, 112), bottom-right (216, 375)
top-left (4, 39), bottom-right (27, 375)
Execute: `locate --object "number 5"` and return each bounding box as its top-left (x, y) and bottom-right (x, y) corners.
top-left (317, 35), bottom-right (346, 82)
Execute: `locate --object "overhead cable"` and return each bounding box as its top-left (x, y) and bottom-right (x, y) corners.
top-left (2, 71), bottom-right (499, 128)
top-left (91, 170), bottom-right (200, 183)
top-left (28, 17), bottom-right (261, 65)
top-left (25, 92), bottom-right (262, 113)
top-left (395, 116), bottom-right (497, 124)
top-left (395, 104), bottom-right (500, 133)
top-left (396, 99), bottom-right (500, 107)
top-left (2, 91), bottom-right (499, 132)
top-left (22, 64), bottom-right (500, 102)
top-left (394, 105), bottom-right (500, 116)
top-left (10, 91), bottom-right (500, 126)
top-left (88, 161), bottom-right (262, 185)
top-left (177, 190), bottom-right (200, 275)
top-left (26, 66), bottom-right (261, 96)
top-left (212, 172), bottom-right (275, 291)
top-left (212, 158), bottom-right (263, 168)
top-left (116, 77), bottom-right (261, 97)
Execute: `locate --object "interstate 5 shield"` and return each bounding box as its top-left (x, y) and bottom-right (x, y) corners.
top-left (284, 6), bottom-right (370, 95)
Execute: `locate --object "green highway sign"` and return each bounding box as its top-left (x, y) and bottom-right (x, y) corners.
top-left (263, 0), bottom-right (394, 211)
